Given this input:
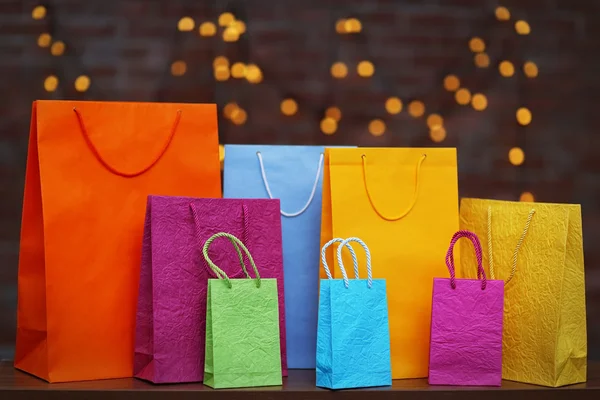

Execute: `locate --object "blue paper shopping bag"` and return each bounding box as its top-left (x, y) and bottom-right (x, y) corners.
top-left (316, 237), bottom-right (392, 390)
top-left (223, 145), bottom-right (333, 368)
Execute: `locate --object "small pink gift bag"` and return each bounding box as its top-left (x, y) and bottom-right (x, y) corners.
top-left (428, 230), bottom-right (504, 386)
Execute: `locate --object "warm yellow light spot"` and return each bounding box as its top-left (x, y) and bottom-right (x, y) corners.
top-left (515, 20), bottom-right (531, 35)
top-left (199, 22), bottom-right (216, 37)
top-left (223, 26), bottom-right (239, 42)
top-left (245, 64), bottom-right (263, 83)
top-left (74, 75), bottom-right (91, 92)
top-left (520, 191), bottom-right (535, 202)
top-left (455, 88), bottom-right (471, 105)
top-left (523, 61), bottom-right (539, 78)
top-left (281, 99), bottom-right (298, 116)
top-left (344, 18), bottom-right (362, 33)
top-left (335, 19), bottom-right (347, 34)
top-left (171, 60), bottom-right (187, 76)
top-left (357, 61), bottom-right (374, 77)
top-left (368, 119), bottom-right (386, 136)
top-left (430, 127), bottom-right (447, 143)
top-left (325, 107), bottom-right (342, 121)
top-left (320, 117), bottom-right (338, 135)
top-left (331, 62), bottom-right (348, 79)
top-left (37, 33), bottom-right (51, 48)
top-left (218, 12), bottom-right (235, 27)
top-left (231, 109), bottom-right (247, 125)
top-left (426, 114), bottom-right (443, 129)
top-left (219, 144), bottom-right (225, 163)
top-left (495, 6), bottom-right (510, 21)
top-left (231, 62), bottom-right (246, 78)
top-left (213, 56), bottom-right (229, 68)
top-left (471, 93), bottom-right (488, 111)
top-left (44, 75), bottom-right (58, 92)
top-left (214, 65), bottom-right (230, 81)
top-left (223, 102), bottom-right (239, 119)
top-left (232, 20), bottom-right (246, 34)
top-left (516, 107), bottom-right (532, 126)
top-left (469, 37), bottom-right (485, 53)
top-left (385, 97), bottom-right (402, 114)
top-left (499, 60), bottom-right (515, 77)
top-left (178, 17), bottom-right (195, 31)
top-left (509, 147), bottom-right (525, 166)
top-left (32, 5), bottom-right (46, 20)
top-left (474, 52), bottom-right (490, 68)
top-left (408, 101), bottom-right (425, 118)
top-left (443, 75), bottom-right (460, 92)
top-left (50, 41), bottom-right (65, 56)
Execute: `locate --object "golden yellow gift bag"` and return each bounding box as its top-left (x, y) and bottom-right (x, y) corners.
top-left (459, 198), bottom-right (586, 387)
top-left (320, 148), bottom-right (459, 379)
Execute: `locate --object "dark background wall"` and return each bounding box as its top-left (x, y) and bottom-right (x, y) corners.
top-left (0, 0), bottom-right (599, 360)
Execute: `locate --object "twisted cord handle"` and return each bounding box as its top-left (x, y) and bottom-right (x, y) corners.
top-left (446, 230), bottom-right (486, 290)
top-left (321, 238), bottom-right (359, 287)
top-left (337, 237), bottom-right (373, 288)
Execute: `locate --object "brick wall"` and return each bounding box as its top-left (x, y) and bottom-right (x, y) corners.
top-left (0, 0), bottom-right (599, 359)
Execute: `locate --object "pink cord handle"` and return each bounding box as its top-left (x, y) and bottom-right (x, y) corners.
top-left (445, 230), bottom-right (486, 290)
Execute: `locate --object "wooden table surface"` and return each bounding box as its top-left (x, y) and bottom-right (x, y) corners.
top-left (1, 361), bottom-right (598, 399)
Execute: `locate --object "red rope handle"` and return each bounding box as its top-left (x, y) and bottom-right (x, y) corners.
top-left (73, 107), bottom-right (181, 177)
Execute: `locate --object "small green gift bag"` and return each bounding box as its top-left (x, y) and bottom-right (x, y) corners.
top-left (202, 232), bottom-right (283, 389)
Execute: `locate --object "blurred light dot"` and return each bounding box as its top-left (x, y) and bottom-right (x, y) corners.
top-left (426, 114), bottom-right (443, 129)
top-left (443, 75), bottom-right (460, 91)
top-left (474, 53), bottom-right (490, 68)
top-left (344, 18), bottom-right (362, 33)
top-left (245, 64), bottom-right (263, 83)
top-left (331, 62), bottom-right (348, 79)
top-left (495, 6), bottom-right (511, 21)
top-left (37, 33), bottom-right (51, 48)
top-left (471, 93), bottom-right (488, 111)
top-left (357, 61), bottom-right (374, 77)
top-left (499, 60), bottom-right (515, 77)
top-left (219, 144), bottom-right (225, 163)
top-left (32, 5), bottom-right (46, 20)
top-left (335, 19), bottom-right (347, 34)
top-left (214, 65), bottom-right (230, 81)
top-left (520, 191), bottom-right (535, 202)
top-left (509, 147), bottom-right (525, 166)
top-left (325, 107), bottom-right (342, 121)
top-left (430, 127), bottom-right (447, 143)
top-left (178, 17), bottom-right (195, 31)
top-left (469, 37), bottom-right (485, 53)
top-left (523, 61), bottom-right (539, 78)
top-left (320, 117), bottom-right (338, 135)
top-left (50, 40), bottom-right (65, 56)
top-left (231, 62), bottom-right (246, 78)
top-left (223, 102), bottom-right (239, 119)
top-left (385, 97), bottom-right (402, 114)
top-left (213, 56), bottom-right (229, 68)
top-left (218, 12), bottom-right (235, 27)
top-left (231, 109), bottom-right (247, 125)
top-left (171, 60), bottom-right (187, 76)
top-left (516, 107), bottom-right (532, 126)
top-left (368, 119), bottom-right (386, 136)
top-left (223, 26), bottom-right (239, 42)
top-left (408, 100), bottom-right (425, 118)
top-left (455, 88), bottom-right (471, 105)
top-left (199, 22), bottom-right (216, 37)
top-left (281, 99), bottom-right (298, 116)
top-left (233, 20), bottom-right (246, 34)
top-left (515, 20), bottom-right (531, 35)
top-left (44, 75), bottom-right (58, 92)
top-left (74, 75), bottom-right (90, 92)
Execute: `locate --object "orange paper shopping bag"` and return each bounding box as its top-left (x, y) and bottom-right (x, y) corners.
top-left (320, 148), bottom-right (459, 379)
top-left (15, 100), bottom-right (221, 382)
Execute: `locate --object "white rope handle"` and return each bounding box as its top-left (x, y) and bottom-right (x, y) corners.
top-left (321, 238), bottom-right (359, 288)
top-left (337, 238), bottom-right (373, 288)
top-left (256, 151), bottom-right (324, 218)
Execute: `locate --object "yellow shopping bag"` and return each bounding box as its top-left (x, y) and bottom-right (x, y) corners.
top-left (320, 147), bottom-right (459, 379)
top-left (459, 198), bottom-right (586, 387)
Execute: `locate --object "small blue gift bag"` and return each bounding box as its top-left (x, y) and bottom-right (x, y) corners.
top-left (316, 237), bottom-right (392, 390)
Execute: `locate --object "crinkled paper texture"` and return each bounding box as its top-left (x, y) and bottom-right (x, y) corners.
top-left (459, 198), bottom-right (587, 387)
top-left (316, 279), bottom-right (391, 389)
top-left (429, 278), bottom-right (504, 386)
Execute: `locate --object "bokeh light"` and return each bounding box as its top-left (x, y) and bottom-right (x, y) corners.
top-left (499, 60), bottom-right (515, 77)
top-left (44, 75), bottom-right (58, 92)
top-left (426, 114), bottom-right (443, 129)
top-left (344, 18), bottom-right (362, 33)
top-left (199, 22), bottom-right (217, 37)
top-left (474, 53), bottom-right (490, 68)
top-left (37, 33), bottom-right (51, 48)
top-left (178, 17), bottom-right (195, 31)
top-left (325, 107), bottom-right (342, 121)
top-left (429, 127), bottom-right (447, 143)
top-left (368, 119), bottom-right (386, 136)
top-left (245, 64), bottom-right (263, 83)
top-left (516, 107), bottom-right (532, 126)
top-left (469, 37), bottom-right (485, 53)
top-left (443, 75), bottom-right (460, 91)
top-left (495, 6), bottom-right (510, 21)
top-left (74, 75), bottom-right (91, 92)
top-left (471, 93), bottom-right (488, 111)
top-left (520, 192), bottom-right (535, 202)
top-left (223, 102), bottom-right (239, 119)
top-left (455, 88), bottom-right (471, 105)
top-left (218, 12), bottom-right (235, 27)
top-left (385, 97), bottom-right (402, 114)
top-left (515, 20), bottom-right (531, 35)
top-left (281, 99), bottom-right (298, 116)
top-left (408, 101), bottom-right (425, 118)
top-left (171, 60), bottom-right (187, 76)
top-left (509, 147), bottom-right (525, 166)
top-left (331, 62), bottom-right (348, 79)
top-left (223, 26), bottom-right (240, 42)
top-left (523, 61), bottom-right (539, 78)
top-left (32, 5), bottom-right (46, 20)
top-left (214, 65), bottom-right (230, 81)
top-left (320, 117), bottom-right (338, 135)
top-left (357, 61), bottom-right (374, 77)
top-left (50, 41), bottom-right (65, 56)
top-left (231, 108), bottom-right (247, 125)
top-left (231, 62), bottom-right (246, 78)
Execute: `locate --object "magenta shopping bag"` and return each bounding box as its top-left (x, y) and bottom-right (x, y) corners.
top-left (428, 230), bottom-right (504, 387)
top-left (134, 196), bottom-right (287, 383)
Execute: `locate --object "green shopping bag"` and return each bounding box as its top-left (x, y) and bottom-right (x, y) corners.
top-left (202, 232), bottom-right (283, 389)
